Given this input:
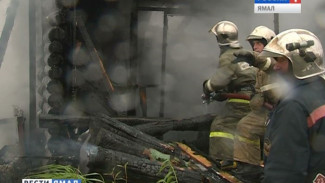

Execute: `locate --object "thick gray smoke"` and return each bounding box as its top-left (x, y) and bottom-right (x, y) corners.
top-left (137, 0), bottom-right (325, 118)
top-left (0, 0), bottom-right (29, 149)
top-left (0, 0), bottom-right (325, 148)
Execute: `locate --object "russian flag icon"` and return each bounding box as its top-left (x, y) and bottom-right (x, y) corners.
top-left (290, 0), bottom-right (301, 3)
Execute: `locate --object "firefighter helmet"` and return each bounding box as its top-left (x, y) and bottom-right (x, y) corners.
top-left (247, 26), bottom-right (276, 46)
top-left (260, 29), bottom-right (325, 79)
top-left (209, 21), bottom-right (240, 48)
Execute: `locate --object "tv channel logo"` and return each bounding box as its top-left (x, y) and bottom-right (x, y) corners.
top-left (254, 0), bottom-right (301, 13)
top-left (22, 179), bottom-right (81, 183)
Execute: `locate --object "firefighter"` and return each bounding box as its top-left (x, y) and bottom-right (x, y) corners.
top-left (231, 26), bottom-right (277, 176)
top-left (202, 21), bottom-right (257, 169)
top-left (260, 29), bottom-right (325, 183)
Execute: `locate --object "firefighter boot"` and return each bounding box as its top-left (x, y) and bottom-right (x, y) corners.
top-left (231, 161), bottom-right (263, 183)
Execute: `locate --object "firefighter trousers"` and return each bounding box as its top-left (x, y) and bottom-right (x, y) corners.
top-left (233, 108), bottom-right (268, 165)
top-left (209, 100), bottom-right (251, 161)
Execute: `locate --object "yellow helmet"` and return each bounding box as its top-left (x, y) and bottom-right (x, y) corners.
top-left (260, 29), bottom-right (324, 79)
top-left (209, 21), bottom-right (241, 48)
top-left (247, 26), bottom-right (276, 46)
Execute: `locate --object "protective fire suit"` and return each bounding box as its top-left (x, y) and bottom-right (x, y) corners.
top-left (207, 47), bottom-right (257, 161)
top-left (233, 54), bottom-right (278, 165)
top-left (263, 77), bottom-right (325, 183)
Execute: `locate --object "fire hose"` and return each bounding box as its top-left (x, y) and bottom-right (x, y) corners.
top-left (202, 92), bottom-right (273, 110)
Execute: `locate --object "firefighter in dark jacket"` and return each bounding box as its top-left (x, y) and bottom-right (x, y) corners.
top-left (202, 21), bottom-right (257, 168)
top-left (260, 29), bottom-right (325, 183)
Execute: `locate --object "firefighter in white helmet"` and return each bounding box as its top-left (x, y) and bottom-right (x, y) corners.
top-left (202, 21), bottom-right (257, 169)
top-left (228, 26), bottom-right (279, 179)
top-left (260, 29), bottom-right (325, 183)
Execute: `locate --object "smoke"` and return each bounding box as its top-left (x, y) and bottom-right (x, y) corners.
top-left (0, 0), bottom-right (325, 148)
top-left (0, 0), bottom-right (11, 33)
top-left (0, 0), bottom-right (29, 149)
top-left (137, 0), bottom-right (325, 118)
top-left (0, 118), bottom-right (18, 150)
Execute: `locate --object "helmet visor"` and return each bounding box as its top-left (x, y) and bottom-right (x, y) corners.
top-left (259, 50), bottom-right (284, 58)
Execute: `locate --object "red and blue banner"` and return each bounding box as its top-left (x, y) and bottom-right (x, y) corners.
top-left (254, 0), bottom-right (301, 13)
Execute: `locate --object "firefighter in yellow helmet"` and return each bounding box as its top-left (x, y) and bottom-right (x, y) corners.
top-left (260, 29), bottom-right (325, 183)
top-left (202, 21), bottom-right (257, 168)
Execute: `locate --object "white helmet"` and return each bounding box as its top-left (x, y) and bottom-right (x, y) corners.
top-left (260, 29), bottom-right (325, 79)
top-left (209, 21), bottom-right (241, 48)
top-left (247, 26), bottom-right (276, 46)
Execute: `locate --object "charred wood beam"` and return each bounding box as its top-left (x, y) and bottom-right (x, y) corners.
top-left (130, 0), bottom-right (140, 116)
top-left (39, 114), bottom-right (215, 133)
top-left (90, 125), bottom-right (151, 159)
top-left (137, 0), bottom-right (206, 16)
top-left (137, 0), bottom-right (190, 13)
top-left (39, 112), bottom-right (230, 182)
top-left (91, 123), bottom-right (198, 165)
top-left (75, 16), bottom-right (115, 93)
top-left (39, 114), bottom-right (172, 128)
top-left (159, 11), bottom-right (168, 118)
top-left (39, 114), bottom-right (92, 129)
top-left (29, 0), bottom-right (37, 133)
top-left (82, 128), bottom-right (229, 182)
top-left (134, 114), bottom-right (215, 136)
top-left (39, 114), bottom-right (164, 128)
top-left (114, 116), bottom-right (172, 126)
top-left (39, 113), bottom-right (177, 154)
top-left (95, 114), bottom-right (179, 156)
top-left (14, 107), bottom-right (26, 155)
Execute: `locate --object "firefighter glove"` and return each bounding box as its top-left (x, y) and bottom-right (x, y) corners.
top-left (232, 50), bottom-right (255, 65)
top-left (202, 80), bottom-right (212, 104)
top-left (202, 80), bottom-right (212, 95)
top-left (211, 91), bottom-right (228, 102)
